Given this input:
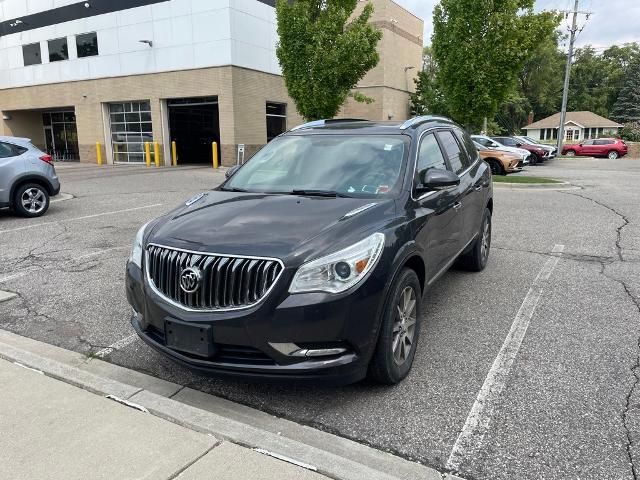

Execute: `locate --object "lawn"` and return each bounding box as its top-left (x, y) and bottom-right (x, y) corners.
top-left (492, 175), bottom-right (561, 184)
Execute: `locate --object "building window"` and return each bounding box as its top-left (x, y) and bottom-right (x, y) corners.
top-left (574, 130), bottom-right (580, 140)
top-left (48, 37), bottom-right (69, 62)
top-left (109, 101), bottom-right (153, 164)
top-left (266, 102), bottom-right (287, 142)
top-left (42, 110), bottom-right (79, 161)
top-left (76, 32), bottom-right (99, 58)
top-left (23, 43), bottom-right (42, 66)
top-left (566, 130), bottom-right (573, 141)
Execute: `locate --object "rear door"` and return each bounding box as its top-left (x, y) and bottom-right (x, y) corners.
top-left (0, 142), bottom-right (25, 205)
top-left (411, 132), bottom-right (464, 282)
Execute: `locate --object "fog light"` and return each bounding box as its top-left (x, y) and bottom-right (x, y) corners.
top-left (335, 261), bottom-right (351, 279)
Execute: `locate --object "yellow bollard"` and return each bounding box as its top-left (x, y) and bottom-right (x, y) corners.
top-left (171, 141), bottom-right (177, 166)
top-left (96, 142), bottom-right (103, 165)
top-left (144, 142), bottom-right (151, 167)
top-left (153, 142), bottom-right (160, 167)
top-left (212, 141), bottom-right (219, 168)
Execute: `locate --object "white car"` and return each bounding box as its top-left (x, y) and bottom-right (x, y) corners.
top-left (471, 135), bottom-right (531, 163)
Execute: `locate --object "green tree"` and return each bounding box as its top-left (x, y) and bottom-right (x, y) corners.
top-left (432, 0), bottom-right (559, 130)
top-left (611, 59), bottom-right (640, 123)
top-left (410, 47), bottom-right (449, 116)
top-left (275, 0), bottom-right (382, 120)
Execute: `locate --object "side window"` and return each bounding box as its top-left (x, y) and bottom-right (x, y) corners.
top-left (583, 140), bottom-right (594, 145)
top-left (436, 130), bottom-right (464, 174)
top-left (0, 142), bottom-right (17, 158)
top-left (453, 128), bottom-right (476, 168)
top-left (416, 134), bottom-right (447, 179)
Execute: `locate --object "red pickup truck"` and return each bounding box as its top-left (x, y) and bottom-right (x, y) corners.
top-left (562, 138), bottom-right (628, 159)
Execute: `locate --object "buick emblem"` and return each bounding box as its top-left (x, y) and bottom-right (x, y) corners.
top-left (180, 266), bottom-right (202, 293)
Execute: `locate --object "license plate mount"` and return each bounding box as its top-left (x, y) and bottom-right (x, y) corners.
top-left (165, 319), bottom-right (214, 358)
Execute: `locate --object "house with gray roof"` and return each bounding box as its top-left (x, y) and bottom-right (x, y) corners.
top-left (523, 111), bottom-right (623, 142)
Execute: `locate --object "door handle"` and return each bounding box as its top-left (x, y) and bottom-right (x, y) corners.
top-left (474, 184), bottom-right (483, 192)
top-left (453, 201), bottom-right (462, 211)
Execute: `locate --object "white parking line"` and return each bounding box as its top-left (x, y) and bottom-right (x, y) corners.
top-left (94, 333), bottom-right (138, 358)
top-left (446, 244), bottom-right (565, 473)
top-left (0, 204), bottom-right (163, 234)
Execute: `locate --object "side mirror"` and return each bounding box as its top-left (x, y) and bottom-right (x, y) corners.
top-left (515, 143), bottom-right (522, 147)
top-left (416, 168), bottom-right (460, 192)
top-left (225, 165), bottom-right (240, 178)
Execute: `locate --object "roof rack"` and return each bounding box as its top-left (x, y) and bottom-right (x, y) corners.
top-left (399, 115), bottom-right (450, 130)
top-left (290, 118), bottom-right (369, 131)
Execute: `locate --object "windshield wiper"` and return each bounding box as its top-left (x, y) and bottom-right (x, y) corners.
top-left (220, 186), bottom-right (249, 192)
top-left (290, 189), bottom-right (351, 198)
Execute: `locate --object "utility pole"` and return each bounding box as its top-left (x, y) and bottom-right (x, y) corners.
top-left (556, 0), bottom-right (591, 155)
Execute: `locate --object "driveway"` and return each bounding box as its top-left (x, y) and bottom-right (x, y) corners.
top-left (1, 159), bottom-right (639, 479)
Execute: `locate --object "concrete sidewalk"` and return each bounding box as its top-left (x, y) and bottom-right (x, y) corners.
top-left (0, 358), bottom-right (325, 480)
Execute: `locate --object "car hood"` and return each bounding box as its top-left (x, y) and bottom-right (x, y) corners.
top-left (488, 146), bottom-right (528, 157)
top-left (147, 191), bottom-right (396, 264)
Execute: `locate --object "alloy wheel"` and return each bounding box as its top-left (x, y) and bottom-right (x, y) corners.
top-left (480, 215), bottom-right (491, 262)
top-left (21, 188), bottom-right (46, 214)
top-left (392, 286), bottom-right (417, 365)
top-left (608, 151), bottom-right (618, 160)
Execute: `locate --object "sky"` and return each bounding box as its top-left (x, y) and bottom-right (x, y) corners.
top-left (395, 0), bottom-right (640, 50)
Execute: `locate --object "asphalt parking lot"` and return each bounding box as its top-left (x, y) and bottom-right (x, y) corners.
top-left (1, 159), bottom-right (639, 480)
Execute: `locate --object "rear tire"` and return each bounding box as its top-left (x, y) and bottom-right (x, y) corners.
top-left (608, 150), bottom-right (619, 160)
top-left (368, 268), bottom-right (422, 385)
top-left (458, 208), bottom-right (492, 272)
top-left (13, 183), bottom-right (50, 218)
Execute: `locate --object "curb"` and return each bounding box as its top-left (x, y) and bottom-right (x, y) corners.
top-left (0, 329), bottom-right (448, 480)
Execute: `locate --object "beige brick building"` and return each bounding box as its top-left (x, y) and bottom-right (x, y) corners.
top-left (0, 0), bottom-right (423, 166)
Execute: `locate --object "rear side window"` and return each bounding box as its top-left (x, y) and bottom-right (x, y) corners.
top-left (436, 130), bottom-right (465, 174)
top-left (453, 128), bottom-right (477, 168)
top-left (496, 137), bottom-right (515, 146)
top-left (595, 139), bottom-right (614, 145)
top-left (417, 133), bottom-right (447, 175)
top-left (0, 142), bottom-right (26, 158)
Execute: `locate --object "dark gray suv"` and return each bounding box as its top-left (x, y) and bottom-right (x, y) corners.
top-left (0, 136), bottom-right (60, 217)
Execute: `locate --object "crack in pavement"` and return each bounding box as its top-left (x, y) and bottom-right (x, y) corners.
top-left (563, 190), bottom-right (640, 480)
top-left (560, 190), bottom-right (630, 262)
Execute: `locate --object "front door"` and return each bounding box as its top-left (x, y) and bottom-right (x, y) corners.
top-left (411, 132), bottom-right (465, 283)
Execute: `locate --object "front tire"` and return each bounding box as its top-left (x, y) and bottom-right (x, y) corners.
top-left (368, 268), bottom-right (422, 385)
top-left (565, 150), bottom-right (576, 157)
top-left (488, 159), bottom-right (505, 176)
top-left (458, 208), bottom-right (492, 272)
top-left (13, 183), bottom-right (50, 218)
top-left (529, 153), bottom-right (540, 165)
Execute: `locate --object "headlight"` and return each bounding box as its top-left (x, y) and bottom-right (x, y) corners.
top-left (129, 221), bottom-right (151, 268)
top-left (289, 233), bottom-right (385, 294)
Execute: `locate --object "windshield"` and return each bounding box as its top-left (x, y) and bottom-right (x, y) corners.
top-left (223, 135), bottom-right (409, 198)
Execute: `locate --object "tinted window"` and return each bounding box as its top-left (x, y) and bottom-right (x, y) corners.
top-left (583, 140), bottom-right (594, 145)
top-left (76, 32), bottom-right (98, 58)
top-left (417, 134), bottom-right (447, 176)
top-left (0, 142), bottom-right (26, 158)
top-left (453, 128), bottom-right (476, 168)
top-left (496, 137), bottom-right (516, 146)
top-left (266, 102), bottom-right (286, 142)
top-left (49, 37), bottom-right (68, 62)
top-left (23, 43), bottom-right (42, 66)
top-left (436, 130), bottom-right (464, 174)
top-left (474, 137), bottom-right (492, 147)
top-left (595, 139), bottom-right (613, 145)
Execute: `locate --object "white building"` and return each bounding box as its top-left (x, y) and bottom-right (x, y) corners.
top-left (523, 111), bottom-right (623, 143)
top-left (0, 0), bottom-right (423, 165)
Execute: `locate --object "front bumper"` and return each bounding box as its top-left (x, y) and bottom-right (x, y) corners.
top-left (125, 260), bottom-right (386, 385)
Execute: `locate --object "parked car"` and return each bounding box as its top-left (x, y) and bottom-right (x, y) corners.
top-left (491, 136), bottom-right (549, 165)
top-left (513, 135), bottom-right (557, 158)
top-left (471, 135), bottom-right (532, 164)
top-left (126, 116), bottom-right (493, 385)
top-left (473, 141), bottom-right (524, 175)
top-left (0, 136), bottom-right (60, 218)
top-left (562, 138), bottom-right (628, 159)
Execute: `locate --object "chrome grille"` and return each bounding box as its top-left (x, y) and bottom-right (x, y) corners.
top-left (146, 244), bottom-right (283, 311)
